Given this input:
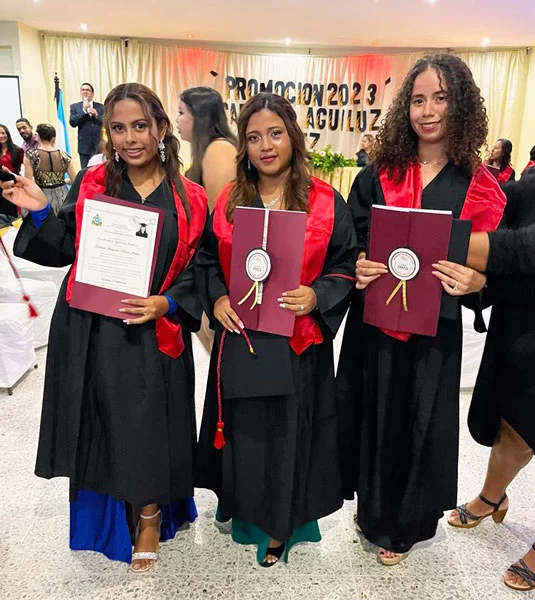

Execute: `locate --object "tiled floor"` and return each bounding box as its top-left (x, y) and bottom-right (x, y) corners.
top-left (2, 338), bottom-right (534, 599)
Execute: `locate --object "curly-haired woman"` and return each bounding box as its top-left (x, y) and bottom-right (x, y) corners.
top-left (336, 54), bottom-right (506, 565)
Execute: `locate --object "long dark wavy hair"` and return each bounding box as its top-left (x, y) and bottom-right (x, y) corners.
top-left (493, 138), bottom-right (513, 171)
top-left (103, 83), bottom-right (189, 219)
top-left (179, 87), bottom-right (236, 185)
top-left (226, 93), bottom-right (311, 222)
top-left (0, 124), bottom-right (23, 173)
top-left (374, 54), bottom-right (488, 179)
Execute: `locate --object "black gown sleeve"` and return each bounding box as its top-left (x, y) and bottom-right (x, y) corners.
top-left (309, 191), bottom-right (358, 338)
top-left (487, 225), bottom-right (535, 275)
top-left (13, 170), bottom-right (85, 266)
top-left (346, 165), bottom-right (377, 255)
top-left (194, 213), bottom-right (229, 320)
top-left (163, 242), bottom-right (204, 332)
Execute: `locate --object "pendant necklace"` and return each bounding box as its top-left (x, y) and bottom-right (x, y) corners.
top-left (262, 190), bottom-right (284, 209)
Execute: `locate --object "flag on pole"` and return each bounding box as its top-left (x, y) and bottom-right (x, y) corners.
top-left (54, 74), bottom-right (71, 154)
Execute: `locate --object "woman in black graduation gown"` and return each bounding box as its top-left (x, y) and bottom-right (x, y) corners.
top-left (0, 83), bottom-right (207, 572)
top-left (336, 54), bottom-right (506, 565)
top-left (437, 170), bottom-right (535, 592)
top-left (194, 92), bottom-right (357, 567)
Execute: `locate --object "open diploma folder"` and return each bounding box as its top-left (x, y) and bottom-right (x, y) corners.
top-left (363, 205), bottom-right (456, 337)
top-left (229, 206), bottom-right (307, 337)
top-left (69, 193), bottom-right (164, 318)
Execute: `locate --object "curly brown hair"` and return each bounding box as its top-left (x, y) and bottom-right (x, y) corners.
top-left (374, 54), bottom-right (488, 179)
top-left (102, 83), bottom-right (189, 220)
top-left (226, 93), bottom-right (311, 222)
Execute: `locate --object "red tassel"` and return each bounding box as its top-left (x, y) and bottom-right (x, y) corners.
top-left (214, 421), bottom-right (226, 450)
top-left (22, 294), bottom-right (39, 318)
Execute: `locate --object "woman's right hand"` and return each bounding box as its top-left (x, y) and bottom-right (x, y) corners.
top-left (213, 295), bottom-right (244, 334)
top-left (0, 170), bottom-right (47, 211)
top-left (355, 253), bottom-right (388, 290)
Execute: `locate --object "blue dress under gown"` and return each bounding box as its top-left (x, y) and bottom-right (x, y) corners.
top-left (70, 491), bottom-right (198, 563)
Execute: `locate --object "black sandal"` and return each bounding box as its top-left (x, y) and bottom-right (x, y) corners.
top-left (261, 543), bottom-right (286, 568)
top-left (504, 543), bottom-right (535, 591)
top-left (448, 493), bottom-right (507, 529)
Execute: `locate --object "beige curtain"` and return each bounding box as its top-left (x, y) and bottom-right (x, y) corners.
top-left (40, 34), bottom-right (531, 170)
top-left (126, 41), bottom-right (226, 125)
top-left (41, 35), bottom-right (127, 166)
top-left (459, 50), bottom-right (529, 166)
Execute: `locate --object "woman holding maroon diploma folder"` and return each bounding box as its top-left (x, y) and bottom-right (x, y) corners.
top-left (336, 54), bottom-right (506, 565)
top-left (0, 83), bottom-right (207, 572)
top-left (194, 93), bottom-right (357, 566)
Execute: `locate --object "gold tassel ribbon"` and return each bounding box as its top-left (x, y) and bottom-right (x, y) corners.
top-left (237, 280), bottom-right (259, 310)
top-left (386, 280), bottom-right (408, 311)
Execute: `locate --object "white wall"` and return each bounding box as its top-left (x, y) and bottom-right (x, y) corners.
top-left (0, 21), bottom-right (21, 74)
top-left (17, 23), bottom-right (49, 127)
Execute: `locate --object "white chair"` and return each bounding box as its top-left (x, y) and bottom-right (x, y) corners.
top-left (0, 303), bottom-right (37, 395)
top-left (1, 227), bottom-right (69, 291)
top-left (0, 279), bottom-right (57, 348)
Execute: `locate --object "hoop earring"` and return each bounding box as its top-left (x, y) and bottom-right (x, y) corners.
top-left (158, 140), bottom-right (166, 163)
top-left (113, 148), bottom-right (119, 163)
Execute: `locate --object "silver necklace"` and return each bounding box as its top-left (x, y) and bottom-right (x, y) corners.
top-left (262, 190), bottom-right (284, 209)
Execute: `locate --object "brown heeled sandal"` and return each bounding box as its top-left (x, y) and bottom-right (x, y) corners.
top-left (504, 543), bottom-right (535, 591)
top-left (448, 493), bottom-right (507, 529)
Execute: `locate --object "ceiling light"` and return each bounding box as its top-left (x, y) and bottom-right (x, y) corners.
top-left (187, 33), bottom-right (194, 39)
top-left (481, 37), bottom-right (490, 47)
top-left (284, 38), bottom-right (291, 45)
top-left (80, 23), bottom-right (88, 32)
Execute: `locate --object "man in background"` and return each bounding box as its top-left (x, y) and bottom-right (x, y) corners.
top-left (69, 82), bottom-right (104, 168)
top-left (16, 118), bottom-right (39, 153)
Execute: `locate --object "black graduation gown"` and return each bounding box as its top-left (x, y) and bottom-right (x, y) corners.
top-left (337, 163), bottom-right (479, 553)
top-left (194, 191), bottom-right (357, 543)
top-left (469, 172), bottom-right (535, 451)
top-left (14, 170), bottom-right (201, 507)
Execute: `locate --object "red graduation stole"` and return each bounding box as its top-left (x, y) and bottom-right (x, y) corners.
top-left (378, 162), bottom-right (506, 342)
top-left (522, 160), bottom-right (535, 174)
top-left (66, 163), bottom-right (207, 358)
top-left (496, 163), bottom-right (514, 183)
top-left (213, 176), bottom-right (335, 355)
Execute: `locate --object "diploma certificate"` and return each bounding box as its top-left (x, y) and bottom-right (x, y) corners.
top-left (76, 199), bottom-right (160, 296)
top-left (69, 193), bottom-right (165, 318)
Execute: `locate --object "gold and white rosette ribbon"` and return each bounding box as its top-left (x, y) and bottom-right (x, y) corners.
top-left (238, 209), bottom-right (271, 310)
top-left (385, 247), bottom-right (420, 312)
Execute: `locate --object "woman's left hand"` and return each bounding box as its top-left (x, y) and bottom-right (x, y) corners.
top-left (278, 285), bottom-right (317, 316)
top-left (432, 260), bottom-right (487, 296)
top-left (120, 295), bottom-right (170, 325)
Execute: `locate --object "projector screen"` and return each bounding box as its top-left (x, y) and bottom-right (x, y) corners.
top-left (0, 76), bottom-right (23, 146)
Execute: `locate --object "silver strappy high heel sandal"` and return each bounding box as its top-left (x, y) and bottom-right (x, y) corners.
top-left (131, 508), bottom-right (161, 573)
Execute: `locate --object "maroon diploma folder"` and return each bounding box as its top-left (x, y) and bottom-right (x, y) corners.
top-left (229, 206), bottom-right (306, 337)
top-left (363, 205), bottom-right (453, 337)
top-left (69, 193), bottom-right (165, 319)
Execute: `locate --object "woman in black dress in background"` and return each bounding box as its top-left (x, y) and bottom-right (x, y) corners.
top-left (438, 171), bottom-right (535, 592)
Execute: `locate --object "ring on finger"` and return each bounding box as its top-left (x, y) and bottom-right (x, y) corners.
top-left (300, 304), bottom-right (304, 311)
top-left (453, 282), bottom-right (459, 291)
